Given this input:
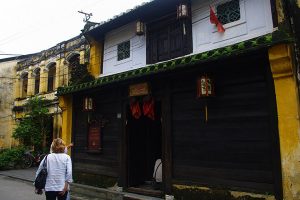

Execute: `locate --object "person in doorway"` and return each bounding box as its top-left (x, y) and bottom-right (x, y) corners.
top-left (153, 158), bottom-right (162, 189)
top-left (36, 138), bottom-right (73, 200)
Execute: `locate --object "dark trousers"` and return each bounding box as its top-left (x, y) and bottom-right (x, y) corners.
top-left (45, 191), bottom-right (68, 200)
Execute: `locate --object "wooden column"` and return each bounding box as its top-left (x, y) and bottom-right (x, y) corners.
top-left (162, 81), bottom-right (172, 193)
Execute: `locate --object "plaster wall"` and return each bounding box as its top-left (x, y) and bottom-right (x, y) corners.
top-left (269, 44), bottom-right (300, 200)
top-left (89, 40), bottom-right (102, 76)
top-left (192, 0), bottom-right (274, 54)
top-left (59, 95), bottom-right (72, 155)
top-left (102, 22), bottom-right (146, 76)
top-left (0, 60), bottom-right (18, 149)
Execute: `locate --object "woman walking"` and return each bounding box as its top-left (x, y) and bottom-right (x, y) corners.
top-left (36, 138), bottom-right (72, 200)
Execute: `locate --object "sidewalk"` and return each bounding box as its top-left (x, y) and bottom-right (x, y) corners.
top-left (0, 168), bottom-right (164, 200)
top-left (0, 167), bottom-right (37, 183)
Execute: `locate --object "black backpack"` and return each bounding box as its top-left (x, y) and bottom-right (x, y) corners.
top-left (34, 155), bottom-right (48, 190)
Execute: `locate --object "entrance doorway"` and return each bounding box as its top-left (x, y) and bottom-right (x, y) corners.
top-left (126, 98), bottom-right (162, 192)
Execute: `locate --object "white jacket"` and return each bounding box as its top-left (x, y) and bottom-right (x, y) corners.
top-left (36, 153), bottom-right (72, 191)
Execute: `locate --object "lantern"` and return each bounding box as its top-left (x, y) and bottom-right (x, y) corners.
top-left (136, 20), bottom-right (144, 36)
top-left (177, 3), bottom-right (189, 19)
top-left (197, 75), bottom-right (215, 123)
top-left (83, 97), bottom-right (94, 111)
top-left (197, 75), bottom-right (214, 98)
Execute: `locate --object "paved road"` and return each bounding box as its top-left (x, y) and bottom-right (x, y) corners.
top-left (0, 175), bottom-right (45, 200)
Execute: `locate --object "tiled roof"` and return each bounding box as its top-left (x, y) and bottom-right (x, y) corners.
top-left (57, 31), bottom-right (293, 96)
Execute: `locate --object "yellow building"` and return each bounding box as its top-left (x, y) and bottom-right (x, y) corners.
top-left (0, 57), bottom-right (24, 149)
top-left (13, 35), bottom-right (89, 148)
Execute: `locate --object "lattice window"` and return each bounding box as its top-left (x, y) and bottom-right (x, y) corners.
top-left (217, 0), bottom-right (240, 25)
top-left (117, 41), bottom-right (130, 61)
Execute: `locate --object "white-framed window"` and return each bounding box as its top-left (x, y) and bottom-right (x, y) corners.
top-left (217, 0), bottom-right (241, 25)
top-left (117, 40), bottom-right (130, 61)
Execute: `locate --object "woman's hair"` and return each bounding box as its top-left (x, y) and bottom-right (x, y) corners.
top-left (51, 138), bottom-right (66, 153)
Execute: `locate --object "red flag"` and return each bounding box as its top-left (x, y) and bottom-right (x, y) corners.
top-left (210, 6), bottom-right (225, 33)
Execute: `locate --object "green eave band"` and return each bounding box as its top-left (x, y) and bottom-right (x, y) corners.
top-left (57, 31), bottom-right (293, 96)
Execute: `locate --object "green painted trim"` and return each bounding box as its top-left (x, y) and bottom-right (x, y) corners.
top-left (57, 31), bottom-right (293, 96)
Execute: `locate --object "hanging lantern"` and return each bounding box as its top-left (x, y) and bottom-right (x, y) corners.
top-left (197, 75), bottom-right (215, 123)
top-left (197, 75), bottom-right (215, 98)
top-left (136, 20), bottom-right (144, 36)
top-left (83, 97), bottom-right (94, 111)
top-left (177, 3), bottom-right (189, 19)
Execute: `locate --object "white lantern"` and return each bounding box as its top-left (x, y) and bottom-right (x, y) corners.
top-left (136, 20), bottom-right (144, 36)
top-left (83, 97), bottom-right (94, 111)
top-left (177, 3), bottom-right (189, 19)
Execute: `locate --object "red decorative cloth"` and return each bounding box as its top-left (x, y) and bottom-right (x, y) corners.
top-left (130, 101), bottom-right (141, 119)
top-left (143, 98), bottom-right (155, 120)
top-left (210, 6), bottom-right (225, 33)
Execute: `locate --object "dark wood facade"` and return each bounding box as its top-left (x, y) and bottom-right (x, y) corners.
top-left (71, 50), bottom-right (281, 197)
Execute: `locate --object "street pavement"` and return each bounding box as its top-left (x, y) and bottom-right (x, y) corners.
top-left (0, 167), bottom-right (37, 182)
top-left (0, 175), bottom-right (45, 200)
top-left (0, 168), bottom-right (163, 200)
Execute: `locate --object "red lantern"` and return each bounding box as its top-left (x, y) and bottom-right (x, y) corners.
top-left (197, 75), bottom-right (214, 98)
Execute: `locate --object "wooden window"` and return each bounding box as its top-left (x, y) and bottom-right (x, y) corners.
top-left (48, 64), bottom-right (56, 92)
top-left (34, 69), bottom-right (40, 95)
top-left (217, 0), bottom-right (241, 25)
top-left (147, 14), bottom-right (192, 64)
top-left (117, 40), bottom-right (130, 61)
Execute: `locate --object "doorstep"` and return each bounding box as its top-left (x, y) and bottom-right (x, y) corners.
top-left (70, 182), bottom-right (164, 200)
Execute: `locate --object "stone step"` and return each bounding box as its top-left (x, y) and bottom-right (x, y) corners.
top-left (70, 183), bottom-right (123, 200)
top-left (70, 183), bottom-right (164, 200)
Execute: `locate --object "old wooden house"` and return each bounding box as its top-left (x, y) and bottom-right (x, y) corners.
top-left (57, 0), bottom-right (300, 199)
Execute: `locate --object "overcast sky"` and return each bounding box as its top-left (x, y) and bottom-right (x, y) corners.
top-left (0, 0), bottom-right (150, 59)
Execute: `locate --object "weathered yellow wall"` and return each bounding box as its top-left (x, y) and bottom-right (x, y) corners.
top-left (276, 0), bottom-right (285, 24)
top-left (268, 44), bottom-right (300, 200)
top-left (59, 95), bottom-right (73, 155)
top-left (14, 74), bottom-right (21, 99)
top-left (89, 40), bottom-right (102, 76)
top-left (0, 60), bottom-right (19, 149)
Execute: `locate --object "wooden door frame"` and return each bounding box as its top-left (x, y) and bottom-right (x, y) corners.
top-left (161, 81), bottom-right (172, 193)
top-left (120, 81), bottom-right (173, 194)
